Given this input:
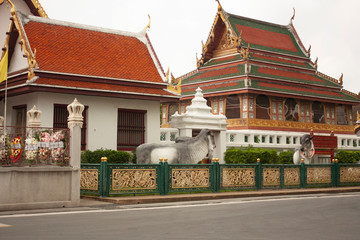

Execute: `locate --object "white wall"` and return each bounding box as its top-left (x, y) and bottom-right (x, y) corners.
top-left (2, 92), bottom-right (161, 151)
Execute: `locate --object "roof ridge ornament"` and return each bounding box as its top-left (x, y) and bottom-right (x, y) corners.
top-left (314, 57), bottom-right (318, 70)
top-left (145, 14), bottom-right (151, 33)
top-left (289, 8), bottom-right (295, 25)
top-left (339, 73), bottom-right (343, 85)
top-left (306, 44), bottom-right (311, 57)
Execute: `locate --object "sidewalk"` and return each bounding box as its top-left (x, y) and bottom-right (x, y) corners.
top-left (1, 187), bottom-right (359, 216)
top-left (81, 186), bottom-right (360, 205)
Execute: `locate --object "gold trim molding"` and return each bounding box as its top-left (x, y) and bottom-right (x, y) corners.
top-left (227, 118), bottom-right (355, 133)
top-left (2, 0), bottom-right (37, 80)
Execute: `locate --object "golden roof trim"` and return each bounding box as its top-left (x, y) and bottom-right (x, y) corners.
top-left (2, 0), bottom-right (37, 80)
top-left (30, 0), bottom-right (48, 18)
top-left (197, 1), bottom-right (241, 68)
top-left (316, 71), bottom-right (340, 85)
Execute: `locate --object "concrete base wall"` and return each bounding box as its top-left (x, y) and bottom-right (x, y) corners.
top-left (0, 167), bottom-right (79, 211)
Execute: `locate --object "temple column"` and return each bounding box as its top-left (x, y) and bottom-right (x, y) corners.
top-left (67, 98), bottom-right (84, 206)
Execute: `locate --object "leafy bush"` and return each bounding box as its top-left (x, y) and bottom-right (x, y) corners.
top-left (335, 150), bottom-right (360, 163)
top-left (278, 151), bottom-right (294, 164)
top-left (81, 148), bottom-right (131, 163)
top-left (224, 146), bottom-right (279, 164)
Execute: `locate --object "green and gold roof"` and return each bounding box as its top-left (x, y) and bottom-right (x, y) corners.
top-left (176, 2), bottom-right (360, 104)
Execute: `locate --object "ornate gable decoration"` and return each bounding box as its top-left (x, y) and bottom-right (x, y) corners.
top-left (1, 0), bottom-right (38, 80)
top-left (197, 1), bottom-right (245, 68)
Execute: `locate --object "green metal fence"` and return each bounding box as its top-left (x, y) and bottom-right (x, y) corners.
top-left (80, 159), bottom-right (360, 197)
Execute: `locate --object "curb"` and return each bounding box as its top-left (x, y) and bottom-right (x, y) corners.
top-left (81, 186), bottom-right (360, 205)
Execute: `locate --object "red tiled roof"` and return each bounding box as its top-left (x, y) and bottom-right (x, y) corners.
top-left (251, 53), bottom-right (308, 67)
top-left (257, 67), bottom-right (325, 84)
top-left (35, 78), bottom-right (173, 96)
top-left (24, 21), bottom-right (163, 83)
top-left (235, 25), bottom-right (297, 53)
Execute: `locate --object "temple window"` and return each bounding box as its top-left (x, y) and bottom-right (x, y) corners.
top-left (325, 104), bottom-right (335, 124)
top-left (180, 100), bottom-right (191, 114)
top-left (212, 97), bottom-right (224, 114)
top-left (348, 107), bottom-right (353, 125)
top-left (242, 94), bottom-right (254, 119)
top-left (161, 105), bottom-right (167, 124)
top-left (271, 98), bottom-right (284, 121)
top-left (312, 101), bottom-right (325, 123)
top-left (285, 98), bottom-right (298, 121)
top-left (255, 95), bottom-right (270, 120)
top-left (225, 94), bottom-right (240, 119)
top-left (336, 104), bottom-right (347, 125)
top-left (299, 101), bottom-right (311, 123)
top-left (117, 109), bottom-right (145, 150)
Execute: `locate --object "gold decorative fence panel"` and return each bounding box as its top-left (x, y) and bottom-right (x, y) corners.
top-left (109, 164), bottom-right (161, 194)
top-left (168, 165), bottom-right (215, 193)
top-left (80, 164), bottom-right (101, 195)
top-left (283, 168), bottom-right (300, 186)
top-left (262, 168), bottom-right (280, 187)
top-left (221, 168), bottom-right (256, 188)
top-left (306, 166), bottom-right (332, 185)
top-left (80, 162), bottom-right (360, 197)
top-left (112, 169), bottom-right (157, 191)
top-left (339, 166), bottom-right (360, 184)
top-left (80, 169), bottom-right (99, 190)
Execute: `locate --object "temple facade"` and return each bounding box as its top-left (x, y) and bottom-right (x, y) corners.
top-left (0, 0), bottom-right (178, 151)
top-left (162, 3), bottom-right (360, 159)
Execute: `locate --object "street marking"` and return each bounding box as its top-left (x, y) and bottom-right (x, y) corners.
top-left (0, 223), bottom-right (12, 227)
top-left (0, 193), bottom-right (359, 219)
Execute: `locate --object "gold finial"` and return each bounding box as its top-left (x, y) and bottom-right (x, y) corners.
top-left (101, 157), bottom-right (108, 162)
top-left (301, 158), bottom-right (304, 163)
top-left (307, 44), bottom-right (311, 57)
top-left (314, 57), bottom-right (318, 69)
top-left (145, 14), bottom-right (151, 33)
top-left (166, 67), bottom-right (170, 83)
top-left (164, 158), bottom-right (168, 162)
top-left (290, 8), bottom-right (295, 24)
top-left (159, 158), bottom-right (163, 162)
top-left (339, 73), bottom-right (343, 85)
top-left (257, 158), bottom-right (260, 163)
top-left (171, 72), bottom-right (175, 84)
top-left (5, 0), bottom-right (16, 15)
top-left (196, 53), bottom-right (203, 68)
top-left (216, 0), bottom-right (222, 11)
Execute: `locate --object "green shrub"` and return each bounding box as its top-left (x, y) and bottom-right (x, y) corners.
top-left (335, 150), bottom-right (360, 164)
top-left (224, 146), bottom-right (279, 164)
top-left (81, 148), bottom-right (131, 163)
top-left (278, 151), bottom-right (294, 164)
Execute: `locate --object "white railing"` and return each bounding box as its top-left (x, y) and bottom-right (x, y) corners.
top-left (160, 128), bottom-right (179, 144)
top-left (160, 128), bottom-right (360, 151)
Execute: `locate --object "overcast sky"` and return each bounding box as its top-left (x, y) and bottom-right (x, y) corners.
top-left (40, 0), bottom-right (360, 94)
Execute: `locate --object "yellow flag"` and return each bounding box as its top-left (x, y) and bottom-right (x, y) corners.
top-left (0, 49), bottom-right (8, 83)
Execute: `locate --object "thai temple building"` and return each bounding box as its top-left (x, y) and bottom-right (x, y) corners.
top-left (1, 1), bottom-right (360, 163)
top-left (162, 3), bottom-right (360, 162)
top-left (0, 0), bottom-right (178, 151)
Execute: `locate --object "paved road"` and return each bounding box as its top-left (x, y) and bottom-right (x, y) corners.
top-left (1, 193), bottom-right (360, 240)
